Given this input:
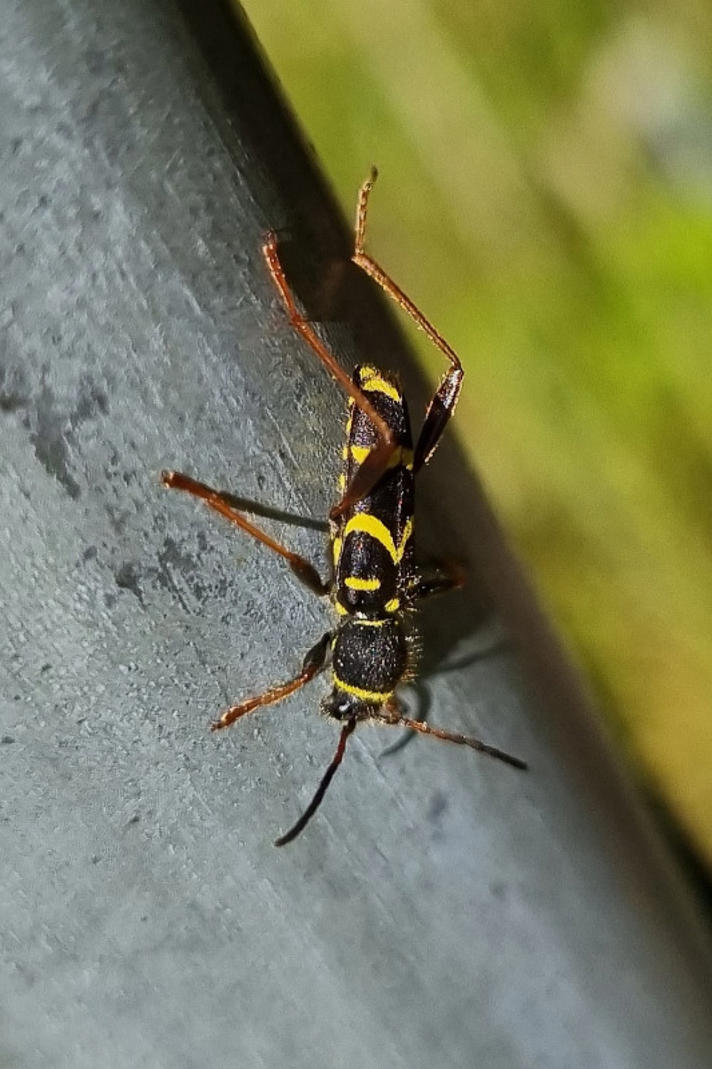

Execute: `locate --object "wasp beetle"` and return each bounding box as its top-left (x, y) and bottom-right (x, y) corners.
top-left (162, 169), bottom-right (526, 845)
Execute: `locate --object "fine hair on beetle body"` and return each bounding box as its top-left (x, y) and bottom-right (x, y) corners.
top-left (162, 168), bottom-right (527, 846)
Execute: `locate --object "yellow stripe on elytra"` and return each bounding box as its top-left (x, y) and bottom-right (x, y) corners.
top-left (344, 576), bottom-right (380, 591)
top-left (344, 444), bottom-right (413, 471)
top-left (332, 535), bottom-right (342, 567)
top-left (384, 597), bottom-right (400, 612)
top-left (332, 672), bottom-right (393, 703)
top-left (334, 599), bottom-right (348, 615)
top-left (360, 375), bottom-right (401, 404)
top-left (353, 617), bottom-right (388, 627)
top-left (343, 513), bottom-right (413, 565)
top-left (349, 444), bottom-right (371, 465)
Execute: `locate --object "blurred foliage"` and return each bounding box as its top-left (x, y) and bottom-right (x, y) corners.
top-left (241, 0), bottom-right (712, 867)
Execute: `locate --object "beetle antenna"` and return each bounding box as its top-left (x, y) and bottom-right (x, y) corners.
top-left (274, 718), bottom-right (357, 846)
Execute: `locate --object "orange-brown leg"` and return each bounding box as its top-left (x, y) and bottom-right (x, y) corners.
top-left (374, 699), bottom-right (527, 770)
top-left (161, 469), bottom-right (327, 596)
top-left (351, 168), bottom-right (464, 471)
top-left (262, 236), bottom-right (396, 519)
top-left (212, 632), bottom-right (331, 732)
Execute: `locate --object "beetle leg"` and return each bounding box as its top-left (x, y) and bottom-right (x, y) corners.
top-left (211, 632), bottom-right (332, 732)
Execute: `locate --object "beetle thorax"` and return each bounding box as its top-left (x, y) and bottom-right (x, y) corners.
top-left (324, 616), bottom-right (408, 719)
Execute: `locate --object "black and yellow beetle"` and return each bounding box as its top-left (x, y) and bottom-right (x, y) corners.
top-left (162, 169), bottom-right (526, 845)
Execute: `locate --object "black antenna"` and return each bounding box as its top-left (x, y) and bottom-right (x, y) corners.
top-left (275, 718), bottom-right (357, 846)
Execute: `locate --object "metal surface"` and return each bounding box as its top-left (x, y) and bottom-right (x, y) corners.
top-left (1, 1), bottom-right (711, 1067)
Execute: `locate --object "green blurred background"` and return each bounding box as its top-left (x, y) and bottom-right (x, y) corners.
top-left (241, 0), bottom-right (712, 870)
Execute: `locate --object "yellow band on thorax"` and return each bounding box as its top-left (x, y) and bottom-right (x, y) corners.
top-left (332, 671), bottom-right (393, 703)
top-left (344, 576), bottom-right (381, 591)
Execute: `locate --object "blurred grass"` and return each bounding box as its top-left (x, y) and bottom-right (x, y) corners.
top-left (241, 0), bottom-right (712, 867)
